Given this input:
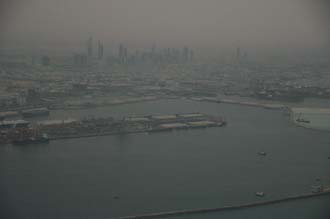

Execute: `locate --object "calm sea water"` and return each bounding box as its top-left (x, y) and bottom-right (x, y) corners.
top-left (1, 100), bottom-right (330, 219)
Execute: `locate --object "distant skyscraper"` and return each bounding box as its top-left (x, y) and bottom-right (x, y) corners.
top-left (118, 44), bottom-right (128, 63)
top-left (124, 47), bottom-right (128, 59)
top-left (87, 37), bottom-right (93, 57)
top-left (236, 47), bottom-right (241, 61)
top-left (97, 41), bottom-right (104, 60)
top-left (183, 46), bottom-right (189, 62)
top-left (118, 44), bottom-right (124, 59)
top-left (243, 51), bottom-right (248, 60)
top-left (135, 50), bottom-right (140, 61)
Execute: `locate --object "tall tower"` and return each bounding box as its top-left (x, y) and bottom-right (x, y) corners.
top-left (87, 37), bottom-right (93, 57)
top-left (97, 41), bottom-right (104, 60)
top-left (118, 44), bottom-right (124, 59)
top-left (236, 47), bottom-right (241, 61)
top-left (124, 47), bottom-right (128, 60)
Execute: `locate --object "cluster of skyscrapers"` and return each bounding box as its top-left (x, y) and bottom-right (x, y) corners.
top-left (87, 37), bottom-right (104, 60)
top-left (73, 37), bottom-right (104, 66)
top-left (109, 44), bottom-right (195, 65)
top-left (74, 36), bottom-right (195, 66)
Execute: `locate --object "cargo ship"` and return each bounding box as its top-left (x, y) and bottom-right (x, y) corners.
top-left (12, 134), bottom-right (49, 145)
top-left (21, 108), bottom-right (50, 118)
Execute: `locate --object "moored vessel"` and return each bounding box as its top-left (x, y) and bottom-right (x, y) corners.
top-left (12, 134), bottom-right (49, 145)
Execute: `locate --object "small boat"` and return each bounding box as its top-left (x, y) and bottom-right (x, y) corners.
top-left (296, 118), bottom-right (310, 123)
top-left (258, 151), bottom-right (267, 156)
top-left (296, 113), bottom-right (310, 123)
top-left (311, 186), bottom-right (322, 193)
top-left (255, 192), bottom-right (265, 197)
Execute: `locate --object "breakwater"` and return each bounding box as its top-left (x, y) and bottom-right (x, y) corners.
top-left (190, 97), bottom-right (288, 111)
top-left (115, 190), bottom-right (330, 219)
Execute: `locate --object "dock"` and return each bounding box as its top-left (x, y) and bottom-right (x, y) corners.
top-left (0, 113), bottom-right (226, 144)
top-left (42, 113), bottom-right (226, 140)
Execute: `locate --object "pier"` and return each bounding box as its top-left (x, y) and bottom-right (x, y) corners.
top-left (115, 189), bottom-right (330, 219)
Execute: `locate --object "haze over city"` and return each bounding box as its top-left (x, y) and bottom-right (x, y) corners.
top-left (0, 1), bottom-right (330, 219)
top-left (1, 0), bottom-right (330, 51)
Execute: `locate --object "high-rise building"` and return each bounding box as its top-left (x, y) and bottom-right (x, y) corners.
top-left (118, 44), bottom-right (128, 63)
top-left (87, 37), bottom-right (93, 57)
top-left (124, 47), bottom-right (128, 59)
top-left (236, 47), bottom-right (241, 61)
top-left (118, 44), bottom-right (124, 59)
top-left (97, 41), bottom-right (104, 60)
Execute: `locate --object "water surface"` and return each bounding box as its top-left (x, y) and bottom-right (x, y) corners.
top-left (1, 100), bottom-right (329, 219)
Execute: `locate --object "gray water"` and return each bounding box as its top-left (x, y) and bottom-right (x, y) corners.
top-left (1, 100), bottom-right (330, 219)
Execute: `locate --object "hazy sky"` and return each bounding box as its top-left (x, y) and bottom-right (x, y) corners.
top-left (1, 0), bottom-right (329, 49)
